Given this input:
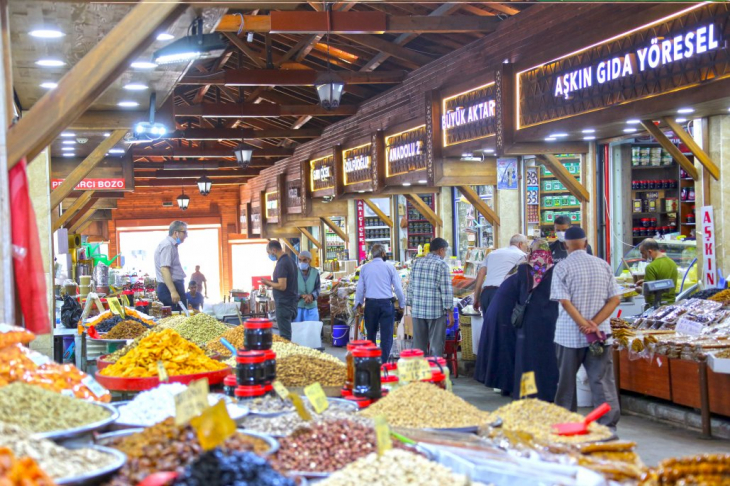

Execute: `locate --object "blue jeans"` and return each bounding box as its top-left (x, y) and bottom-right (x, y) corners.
top-left (157, 280), bottom-right (187, 309)
top-left (295, 307), bottom-right (320, 322)
top-left (364, 298), bottom-right (394, 362)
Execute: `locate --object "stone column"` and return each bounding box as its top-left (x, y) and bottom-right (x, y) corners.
top-left (708, 115), bottom-right (730, 272)
top-left (438, 187), bottom-right (453, 246)
top-left (497, 179), bottom-right (522, 248)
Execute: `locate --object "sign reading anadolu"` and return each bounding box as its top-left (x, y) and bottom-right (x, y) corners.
top-left (518, 4), bottom-right (729, 128)
top-left (51, 178), bottom-right (126, 190)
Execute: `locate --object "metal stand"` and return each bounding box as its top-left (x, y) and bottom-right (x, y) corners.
top-left (698, 355), bottom-right (713, 438)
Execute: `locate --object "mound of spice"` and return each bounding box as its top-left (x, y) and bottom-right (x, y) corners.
top-left (100, 329), bottom-right (227, 378)
top-left (172, 314), bottom-right (230, 347)
top-left (0, 447), bottom-right (54, 486)
top-left (0, 423), bottom-right (118, 480)
top-left (276, 354), bottom-right (346, 387)
top-left (272, 420), bottom-right (412, 473)
top-left (104, 417), bottom-right (272, 485)
top-left (0, 383), bottom-right (110, 433)
top-left (360, 382), bottom-right (491, 429)
top-left (103, 320), bottom-right (148, 340)
top-left (206, 325), bottom-right (245, 358)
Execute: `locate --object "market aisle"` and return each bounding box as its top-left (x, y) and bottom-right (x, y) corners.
top-left (452, 378), bottom-right (730, 466)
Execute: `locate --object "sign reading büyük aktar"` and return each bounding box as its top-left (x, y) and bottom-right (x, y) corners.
top-left (518, 4), bottom-right (728, 128)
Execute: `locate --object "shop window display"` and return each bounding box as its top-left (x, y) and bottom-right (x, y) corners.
top-left (453, 186), bottom-right (494, 275)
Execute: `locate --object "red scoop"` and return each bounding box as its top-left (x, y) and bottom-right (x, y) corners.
top-left (138, 472), bottom-right (178, 486)
top-left (552, 403), bottom-right (611, 436)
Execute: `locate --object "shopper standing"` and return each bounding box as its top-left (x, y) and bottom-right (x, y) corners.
top-left (294, 250), bottom-right (321, 322)
top-left (637, 238), bottom-right (678, 307)
top-left (154, 221), bottom-right (189, 309)
top-left (261, 240), bottom-right (298, 341)
top-left (550, 227), bottom-right (621, 429)
top-left (407, 238), bottom-right (454, 358)
top-left (185, 281), bottom-right (205, 311)
top-left (473, 234), bottom-right (528, 315)
top-left (355, 244), bottom-right (405, 361)
top-left (550, 215), bottom-right (593, 264)
top-left (189, 265), bottom-right (208, 299)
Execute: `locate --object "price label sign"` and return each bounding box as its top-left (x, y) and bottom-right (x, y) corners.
top-left (107, 297), bottom-right (125, 317)
top-left (289, 393), bottom-right (313, 421)
top-left (157, 361), bottom-right (169, 383)
top-left (174, 378), bottom-right (210, 426)
top-left (398, 359), bottom-right (432, 382)
top-left (676, 317), bottom-right (704, 337)
top-left (82, 375), bottom-right (108, 398)
top-left (120, 294), bottom-right (131, 307)
top-left (373, 415), bottom-right (392, 456)
top-left (190, 400), bottom-right (236, 451)
top-left (520, 371), bottom-right (538, 399)
top-left (304, 382), bottom-right (329, 414)
top-left (272, 380), bottom-right (290, 401)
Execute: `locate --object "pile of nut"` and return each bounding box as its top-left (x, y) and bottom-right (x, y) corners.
top-left (360, 382), bottom-right (491, 429)
top-left (272, 342), bottom-right (343, 365)
top-left (206, 325), bottom-right (246, 358)
top-left (241, 401), bottom-right (369, 436)
top-left (172, 314), bottom-right (230, 347)
top-left (652, 453), bottom-right (730, 485)
top-left (318, 449), bottom-right (487, 486)
top-left (246, 395), bottom-right (295, 415)
top-left (271, 419), bottom-right (410, 473)
top-left (277, 354), bottom-right (346, 387)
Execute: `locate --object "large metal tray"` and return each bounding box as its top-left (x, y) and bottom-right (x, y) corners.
top-left (112, 394), bottom-right (249, 428)
top-left (33, 402), bottom-right (119, 442)
top-left (94, 367), bottom-right (232, 392)
top-left (55, 444), bottom-right (126, 485)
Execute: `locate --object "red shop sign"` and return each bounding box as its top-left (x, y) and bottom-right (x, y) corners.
top-left (51, 178), bottom-right (126, 190)
top-left (357, 200), bottom-right (366, 263)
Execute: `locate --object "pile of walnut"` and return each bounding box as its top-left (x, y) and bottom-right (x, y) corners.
top-left (646, 453), bottom-right (730, 485)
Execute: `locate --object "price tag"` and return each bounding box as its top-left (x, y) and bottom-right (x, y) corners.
top-left (304, 382), bottom-right (329, 414)
top-left (61, 389), bottom-right (76, 398)
top-left (157, 361), bottom-right (169, 383)
top-left (82, 375), bottom-right (108, 397)
top-left (190, 399), bottom-right (236, 451)
top-left (519, 371), bottom-right (538, 399)
top-left (676, 317), bottom-right (704, 336)
top-left (120, 294), bottom-right (131, 307)
top-left (398, 359), bottom-right (432, 382)
top-left (174, 378), bottom-right (210, 426)
top-left (289, 393), bottom-right (313, 421)
top-left (107, 297), bottom-right (125, 317)
top-left (272, 380), bottom-right (290, 401)
top-left (30, 353), bottom-right (51, 367)
top-left (373, 415), bottom-right (392, 456)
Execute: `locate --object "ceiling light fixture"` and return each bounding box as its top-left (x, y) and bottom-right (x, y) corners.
top-left (177, 188), bottom-right (190, 211)
top-left (103, 132), bottom-right (111, 137)
top-left (551, 133), bottom-right (568, 137)
top-left (124, 83), bottom-right (148, 91)
top-left (153, 17), bottom-right (225, 65)
top-left (108, 148), bottom-right (125, 154)
top-left (60, 132), bottom-right (75, 137)
top-left (197, 175), bottom-right (212, 196)
top-left (130, 61), bottom-right (157, 69)
top-left (483, 149), bottom-right (495, 154)
top-left (62, 140), bottom-right (76, 145)
top-left (582, 129), bottom-right (595, 134)
top-left (40, 82), bottom-right (57, 89)
top-left (545, 137), bottom-right (556, 141)
top-left (156, 33), bottom-right (175, 41)
top-left (677, 107), bottom-right (695, 114)
top-left (675, 118), bottom-right (687, 123)
top-left (35, 59), bottom-right (65, 67)
top-left (61, 147), bottom-right (74, 151)
top-left (233, 142), bottom-right (255, 168)
top-left (29, 29), bottom-right (64, 39)
top-left (626, 119), bottom-right (641, 124)
top-left (133, 93), bottom-right (168, 140)
top-left (583, 136), bottom-right (596, 141)
top-left (62, 153), bottom-right (75, 157)
top-left (315, 5), bottom-right (345, 110)
top-left (118, 101), bottom-right (139, 107)
top-left (418, 180), bottom-right (428, 184)
top-left (624, 128), bottom-right (637, 133)
top-left (403, 182), bottom-right (411, 187)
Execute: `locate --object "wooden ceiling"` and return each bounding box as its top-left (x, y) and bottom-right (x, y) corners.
top-left (12, 1), bottom-right (529, 189)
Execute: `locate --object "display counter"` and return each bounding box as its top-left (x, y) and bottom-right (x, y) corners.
top-left (616, 238), bottom-right (698, 296)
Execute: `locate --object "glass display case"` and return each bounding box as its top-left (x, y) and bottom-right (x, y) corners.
top-left (616, 239), bottom-right (699, 294)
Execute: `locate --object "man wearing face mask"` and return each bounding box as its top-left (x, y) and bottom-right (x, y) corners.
top-left (550, 216), bottom-right (593, 264)
top-left (154, 221), bottom-right (189, 308)
top-left (294, 251), bottom-right (321, 322)
top-left (636, 238), bottom-right (678, 307)
top-left (407, 238), bottom-right (454, 357)
top-left (260, 240), bottom-right (298, 341)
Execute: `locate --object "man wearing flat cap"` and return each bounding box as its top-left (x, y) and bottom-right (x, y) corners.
top-left (550, 226), bottom-right (622, 431)
top-left (294, 250), bottom-right (321, 322)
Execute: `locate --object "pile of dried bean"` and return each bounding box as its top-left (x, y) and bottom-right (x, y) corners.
top-left (272, 342), bottom-right (342, 365)
top-left (104, 417), bottom-right (272, 485)
top-left (360, 382), bottom-right (491, 429)
top-left (172, 314), bottom-right (230, 347)
top-left (241, 401), bottom-right (368, 436)
top-left (103, 320), bottom-right (148, 340)
top-left (277, 355), bottom-right (346, 387)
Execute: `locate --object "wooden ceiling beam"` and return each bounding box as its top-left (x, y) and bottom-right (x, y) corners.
top-left (640, 120), bottom-right (699, 181)
top-left (339, 34), bottom-right (433, 69)
top-left (457, 185), bottom-right (500, 227)
top-left (298, 227), bottom-right (322, 249)
top-left (321, 217), bottom-right (349, 243)
top-left (404, 194), bottom-right (442, 228)
top-left (192, 48), bottom-right (236, 104)
top-left (147, 169), bottom-right (259, 178)
top-left (69, 111), bottom-right (145, 130)
top-left (662, 117), bottom-right (719, 180)
top-left (53, 191), bottom-right (95, 232)
top-left (7, 1), bottom-right (186, 170)
top-left (175, 102), bottom-right (357, 118)
top-left (135, 178), bottom-right (250, 187)
top-left (179, 69), bottom-right (406, 86)
top-left (176, 127), bottom-right (321, 140)
top-left (223, 32), bottom-right (266, 69)
top-left (64, 198), bottom-right (99, 231)
top-left (536, 154), bottom-right (590, 202)
top-left (132, 147), bottom-right (293, 158)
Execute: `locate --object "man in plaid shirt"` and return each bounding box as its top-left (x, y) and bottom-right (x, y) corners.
top-left (407, 238), bottom-right (454, 357)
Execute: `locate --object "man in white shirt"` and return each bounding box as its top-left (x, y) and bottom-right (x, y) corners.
top-left (473, 234), bottom-right (528, 315)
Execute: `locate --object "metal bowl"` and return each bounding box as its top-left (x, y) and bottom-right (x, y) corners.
top-left (112, 394), bottom-right (249, 428)
top-left (33, 402), bottom-right (119, 442)
top-left (55, 444), bottom-right (126, 485)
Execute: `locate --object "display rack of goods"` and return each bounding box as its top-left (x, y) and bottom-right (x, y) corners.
top-left (364, 216), bottom-right (392, 248)
top-left (538, 157), bottom-right (582, 234)
top-left (324, 216), bottom-right (347, 261)
top-left (406, 194), bottom-right (435, 254)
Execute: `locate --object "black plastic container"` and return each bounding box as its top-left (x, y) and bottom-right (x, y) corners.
top-left (244, 319), bottom-right (273, 351)
top-left (236, 350), bottom-right (266, 386)
top-left (353, 346), bottom-right (383, 399)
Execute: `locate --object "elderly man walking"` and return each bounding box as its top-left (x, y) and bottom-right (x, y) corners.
top-left (550, 227), bottom-right (621, 430)
top-left (355, 244), bottom-right (405, 361)
top-left (474, 234), bottom-right (528, 314)
top-left (407, 238), bottom-right (454, 358)
top-left (294, 250), bottom-right (321, 322)
top-left (154, 220), bottom-right (189, 308)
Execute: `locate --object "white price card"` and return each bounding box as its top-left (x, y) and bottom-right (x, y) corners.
top-left (676, 317), bottom-right (704, 337)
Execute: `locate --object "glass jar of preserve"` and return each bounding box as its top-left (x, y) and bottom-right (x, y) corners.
top-left (244, 318), bottom-right (273, 350)
top-left (236, 350), bottom-right (266, 386)
top-left (345, 340), bottom-right (373, 391)
top-left (396, 349), bottom-right (428, 384)
top-left (353, 346), bottom-right (383, 399)
top-left (263, 349), bottom-right (277, 386)
top-left (224, 374), bottom-right (237, 398)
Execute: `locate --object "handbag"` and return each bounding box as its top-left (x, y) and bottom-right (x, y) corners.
top-left (510, 292), bottom-right (533, 329)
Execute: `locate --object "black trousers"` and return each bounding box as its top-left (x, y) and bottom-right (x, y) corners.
top-left (480, 286), bottom-right (498, 316)
top-left (157, 280), bottom-right (188, 308)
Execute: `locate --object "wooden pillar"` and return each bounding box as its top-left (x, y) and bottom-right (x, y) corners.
top-left (0, 0), bottom-right (13, 324)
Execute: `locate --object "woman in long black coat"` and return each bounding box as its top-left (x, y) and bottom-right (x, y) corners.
top-left (512, 252), bottom-right (560, 402)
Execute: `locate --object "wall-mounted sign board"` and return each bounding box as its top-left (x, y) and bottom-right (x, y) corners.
top-left (385, 123), bottom-right (428, 186)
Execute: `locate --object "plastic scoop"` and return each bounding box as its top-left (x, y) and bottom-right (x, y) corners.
top-left (138, 472), bottom-right (178, 486)
top-left (552, 403), bottom-right (611, 436)
top-left (219, 337), bottom-right (237, 355)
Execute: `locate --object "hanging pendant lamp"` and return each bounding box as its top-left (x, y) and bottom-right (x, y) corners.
top-left (197, 175), bottom-right (212, 196)
top-left (315, 5), bottom-right (344, 110)
top-left (176, 187), bottom-right (190, 210)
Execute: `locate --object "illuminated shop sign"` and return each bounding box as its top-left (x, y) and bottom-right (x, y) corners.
top-left (386, 125), bottom-right (426, 177)
top-left (310, 155), bottom-right (334, 192)
top-left (441, 82), bottom-right (497, 147)
top-left (518, 4), bottom-right (728, 128)
top-left (343, 143), bottom-right (372, 185)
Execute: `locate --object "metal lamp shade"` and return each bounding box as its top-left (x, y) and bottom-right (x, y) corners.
top-left (315, 71), bottom-right (344, 110)
top-left (234, 144), bottom-right (255, 168)
top-left (197, 175), bottom-right (212, 196)
top-left (176, 193), bottom-right (190, 210)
